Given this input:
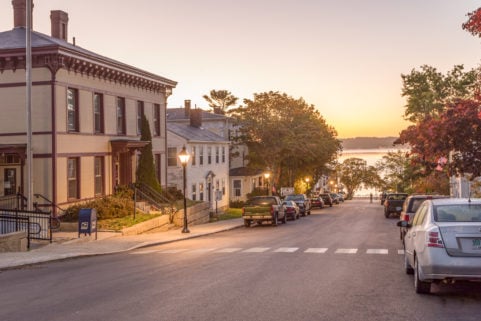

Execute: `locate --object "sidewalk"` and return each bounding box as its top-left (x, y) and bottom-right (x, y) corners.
top-left (0, 218), bottom-right (244, 270)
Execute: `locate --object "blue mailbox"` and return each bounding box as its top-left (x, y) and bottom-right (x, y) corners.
top-left (78, 208), bottom-right (97, 239)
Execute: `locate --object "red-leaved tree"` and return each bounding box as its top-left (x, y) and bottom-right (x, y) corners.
top-left (398, 100), bottom-right (481, 180)
top-left (463, 8), bottom-right (481, 38)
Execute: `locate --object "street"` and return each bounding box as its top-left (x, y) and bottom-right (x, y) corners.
top-left (1, 200), bottom-right (481, 321)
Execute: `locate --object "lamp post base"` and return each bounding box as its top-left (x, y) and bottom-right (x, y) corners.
top-left (181, 227), bottom-right (190, 233)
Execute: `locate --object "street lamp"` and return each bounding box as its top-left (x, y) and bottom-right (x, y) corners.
top-left (264, 172), bottom-right (271, 196)
top-left (178, 146), bottom-right (190, 233)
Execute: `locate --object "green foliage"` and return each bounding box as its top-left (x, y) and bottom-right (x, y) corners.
top-left (136, 113), bottom-right (162, 193)
top-left (246, 187), bottom-right (269, 198)
top-left (231, 91), bottom-right (341, 189)
top-left (337, 158), bottom-right (367, 199)
top-left (203, 89), bottom-right (238, 115)
top-left (63, 187), bottom-right (135, 221)
top-left (401, 65), bottom-right (477, 122)
top-left (229, 200), bottom-right (245, 208)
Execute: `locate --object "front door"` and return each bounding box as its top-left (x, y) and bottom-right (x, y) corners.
top-left (4, 168), bottom-right (16, 196)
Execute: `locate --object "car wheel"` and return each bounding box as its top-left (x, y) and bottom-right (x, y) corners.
top-left (404, 254), bottom-right (414, 275)
top-left (244, 220), bottom-right (251, 227)
top-left (414, 256), bottom-right (430, 294)
top-left (282, 212), bottom-right (287, 224)
top-left (272, 213), bottom-right (278, 226)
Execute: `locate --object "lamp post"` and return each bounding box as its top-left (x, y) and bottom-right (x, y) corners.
top-left (178, 146), bottom-right (190, 233)
top-left (264, 172), bottom-right (271, 196)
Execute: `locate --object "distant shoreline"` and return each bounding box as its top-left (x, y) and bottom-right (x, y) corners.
top-left (340, 137), bottom-right (406, 150)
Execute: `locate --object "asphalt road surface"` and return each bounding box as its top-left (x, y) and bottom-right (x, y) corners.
top-left (1, 200), bottom-right (480, 321)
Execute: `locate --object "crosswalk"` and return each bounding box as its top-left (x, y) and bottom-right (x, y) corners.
top-left (130, 247), bottom-right (405, 255)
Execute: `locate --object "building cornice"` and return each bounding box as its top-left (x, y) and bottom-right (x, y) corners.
top-left (0, 45), bottom-right (176, 94)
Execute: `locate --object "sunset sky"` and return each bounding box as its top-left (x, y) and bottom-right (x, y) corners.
top-left (1, 0), bottom-right (480, 138)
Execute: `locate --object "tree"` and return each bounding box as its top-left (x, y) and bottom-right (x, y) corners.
top-left (398, 99), bottom-right (481, 180)
top-left (463, 8), bottom-right (481, 38)
top-left (203, 89), bottom-right (238, 115)
top-left (337, 158), bottom-right (368, 200)
top-left (136, 114), bottom-right (162, 192)
top-left (401, 65), bottom-right (477, 122)
top-left (231, 91), bottom-right (341, 189)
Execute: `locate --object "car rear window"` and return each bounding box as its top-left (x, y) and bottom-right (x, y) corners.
top-left (434, 204), bottom-right (481, 222)
top-left (286, 195), bottom-right (303, 201)
top-left (388, 194), bottom-right (407, 200)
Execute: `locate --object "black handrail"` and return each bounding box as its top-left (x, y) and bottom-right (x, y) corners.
top-left (131, 183), bottom-right (177, 215)
top-left (33, 193), bottom-right (66, 216)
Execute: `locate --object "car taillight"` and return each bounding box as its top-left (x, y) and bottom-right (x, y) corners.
top-left (271, 205), bottom-right (275, 215)
top-left (426, 229), bottom-right (444, 248)
top-left (403, 214), bottom-right (410, 222)
top-left (242, 207), bottom-right (245, 215)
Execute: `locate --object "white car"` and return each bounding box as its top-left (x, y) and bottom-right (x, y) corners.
top-left (398, 198), bottom-right (481, 294)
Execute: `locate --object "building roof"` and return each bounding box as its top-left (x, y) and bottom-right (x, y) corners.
top-left (167, 123), bottom-right (229, 143)
top-left (0, 27), bottom-right (177, 88)
top-left (166, 108), bottom-right (228, 121)
top-left (229, 167), bottom-right (264, 177)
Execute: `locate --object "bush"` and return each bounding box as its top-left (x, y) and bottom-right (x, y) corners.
top-left (229, 200), bottom-right (245, 208)
top-left (63, 187), bottom-right (135, 221)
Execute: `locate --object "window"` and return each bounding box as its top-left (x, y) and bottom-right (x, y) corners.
top-left (199, 146), bottom-right (204, 165)
top-left (153, 103), bottom-right (161, 136)
top-left (222, 146), bottom-right (226, 163)
top-left (191, 184), bottom-right (196, 201)
top-left (167, 147), bottom-right (177, 166)
top-left (215, 146), bottom-right (219, 164)
top-left (234, 180), bottom-right (241, 197)
top-left (199, 183), bottom-right (204, 201)
top-left (67, 88), bottom-right (79, 132)
top-left (94, 157), bottom-right (104, 196)
top-left (222, 178), bottom-right (226, 195)
top-left (154, 154), bottom-right (161, 182)
top-left (67, 158), bottom-right (79, 199)
top-left (137, 101), bottom-right (144, 135)
top-left (191, 146), bottom-right (196, 166)
top-left (117, 97), bottom-right (126, 135)
top-left (207, 147), bottom-right (212, 164)
top-left (93, 93), bottom-right (104, 134)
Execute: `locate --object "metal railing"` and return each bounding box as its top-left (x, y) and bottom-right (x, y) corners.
top-left (0, 208), bottom-right (52, 246)
top-left (131, 183), bottom-right (178, 216)
top-left (0, 193), bottom-right (28, 210)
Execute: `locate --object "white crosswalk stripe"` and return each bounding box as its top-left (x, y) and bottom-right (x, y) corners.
top-left (274, 247), bottom-right (299, 253)
top-left (304, 248), bottom-right (328, 253)
top-left (243, 247), bottom-right (270, 253)
top-left (131, 247), bottom-right (405, 255)
top-left (366, 249), bottom-right (389, 254)
top-left (335, 248), bottom-right (358, 254)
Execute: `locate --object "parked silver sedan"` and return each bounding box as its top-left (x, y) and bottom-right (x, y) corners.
top-left (398, 198), bottom-right (481, 294)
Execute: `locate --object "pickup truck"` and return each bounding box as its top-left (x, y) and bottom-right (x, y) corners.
top-left (383, 193), bottom-right (408, 218)
top-left (242, 196), bottom-right (286, 227)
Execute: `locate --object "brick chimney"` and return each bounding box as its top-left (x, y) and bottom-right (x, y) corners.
top-left (184, 100), bottom-right (191, 117)
top-left (190, 109), bottom-right (202, 128)
top-left (12, 0), bottom-right (33, 28)
top-left (50, 10), bottom-right (68, 41)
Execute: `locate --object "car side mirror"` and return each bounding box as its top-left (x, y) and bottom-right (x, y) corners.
top-left (396, 221), bottom-right (411, 228)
